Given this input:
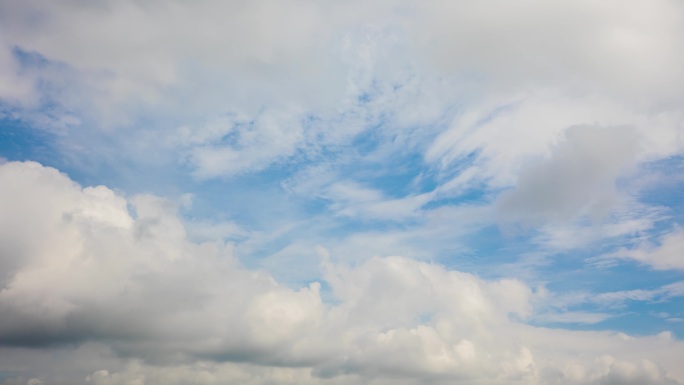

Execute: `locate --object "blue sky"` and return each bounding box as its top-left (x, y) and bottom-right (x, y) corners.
top-left (1, 1), bottom-right (684, 384)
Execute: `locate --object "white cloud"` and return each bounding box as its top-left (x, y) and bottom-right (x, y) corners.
top-left (612, 227), bottom-right (684, 270)
top-left (2, 0), bottom-right (681, 184)
top-left (1, 161), bottom-right (684, 384)
top-left (2, 2), bottom-right (684, 381)
top-left (187, 108), bottom-right (306, 178)
top-left (495, 125), bottom-right (641, 224)
top-left (424, 89), bottom-right (683, 208)
top-left (412, 0), bottom-right (684, 109)
top-left (0, 0), bottom-right (356, 109)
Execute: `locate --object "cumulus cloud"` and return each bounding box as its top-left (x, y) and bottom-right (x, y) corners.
top-left (1, 161), bottom-right (683, 384)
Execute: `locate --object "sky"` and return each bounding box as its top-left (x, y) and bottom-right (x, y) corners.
top-left (0, 0), bottom-right (684, 384)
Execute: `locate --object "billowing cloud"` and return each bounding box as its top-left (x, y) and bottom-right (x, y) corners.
top-left (1, 161), bottom-right (683, 384)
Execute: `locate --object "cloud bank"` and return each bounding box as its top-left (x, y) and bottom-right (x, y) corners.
top-left (1, 161), bottom-right (683, 384)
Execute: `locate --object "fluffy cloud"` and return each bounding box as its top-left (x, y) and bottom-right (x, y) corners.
top-left (1, 161), bottom-right (683, 384)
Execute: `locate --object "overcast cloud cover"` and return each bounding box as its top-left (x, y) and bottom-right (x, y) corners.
top-left (1, 1), bottom-right (684, 384)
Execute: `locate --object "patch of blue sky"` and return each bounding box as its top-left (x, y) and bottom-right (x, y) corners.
top-left (420, 233), bottom-right (489, 267)
top-left (0, 116), bottom-right (91, 189)
top-left (537, 296), bottom-right (684, 338)
top-left (351, 153), bottom-right (434, 197)
top-left (0, 113), bottom-right (192, 200)
top-left (184, 174), bottom-right (304, 228)
top-left (356, 90), bottom-right (375, 105)
top-left (636, 156), bottom-right (684, 219)
top-left (424, 188), bottom-right (491, 210)
top-left (348, 120), bottom-right (385, 153)
top-left (330, 211), bottom-right (421, 235)
top-left (437, 226), bottom-right (534, 269)
top-left (547, 256), bottom-right (679, 293)
top-left (315, 127), bottom-right (451, 201)
top-left (532, 259), bottom-right (683, 336)
top-left (609, 297), bottom-right (684, 337)
top-left (0, 118), bottom-right (59, 165)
